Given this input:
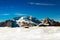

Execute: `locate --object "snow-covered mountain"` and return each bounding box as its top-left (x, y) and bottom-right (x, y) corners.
top-left (0, 16), bottom-right (60, 27)
top-left (39, 17), bottom-right (60, 26)
top-left (13, 16), bottom-right (41, 27)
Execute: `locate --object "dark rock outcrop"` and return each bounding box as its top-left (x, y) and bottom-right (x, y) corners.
top-left (0, 20), bottom-right (13, 27)
top-left (0, 20), bottom-right (19, 27)
top-left (39, 17), bottom-right (60, 26)
top-left (20, 22), bottom-right (37, 27)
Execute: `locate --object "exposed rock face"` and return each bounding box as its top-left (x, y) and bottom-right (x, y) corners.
top-left (39, 17), bottom-right (60, 26)
top-left (0, 20), bottom-right (13, 27)
top-left (0, 20), bottom-right (19, 27)
top-left (20, 22), bottom-right (37, 27)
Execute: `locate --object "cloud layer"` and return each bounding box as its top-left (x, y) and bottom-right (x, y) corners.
top-left (14, 13), bottom-right (27, 16)
top-left (29, 2), bottom-right (56, 6)
top-left (0, 14), bottom-right (10, 16)
top-left (0, 13), bottom-right (27, 16)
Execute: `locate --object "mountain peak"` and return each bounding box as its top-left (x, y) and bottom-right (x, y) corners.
top-left (0, 16), bottom-right (60, 27)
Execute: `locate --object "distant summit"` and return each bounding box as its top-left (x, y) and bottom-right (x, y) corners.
top-left (39, 17), bottom-right (60, 26)
top-left (0, 16), bottom-right (60, 27)
top-left (13, 16), bottom-right (41, 27)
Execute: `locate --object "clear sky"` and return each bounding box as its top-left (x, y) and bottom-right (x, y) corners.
top-left (0, 0), bottom-right (60, 22)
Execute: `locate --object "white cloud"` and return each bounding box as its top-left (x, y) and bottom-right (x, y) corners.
top-left (0, 13), bottom-right (27, 16)
top-left (29, 2), bottom-right (56, 5)
top-left (14, 13), bottom-right (27, 16)
top-left (0, 14), bottom-right (10, 16)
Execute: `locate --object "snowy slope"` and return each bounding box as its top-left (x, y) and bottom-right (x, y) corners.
top-left (0, 27), bottom-right (60, 40)
top-left (15, 16), bottom-right (40, 24)
top-left (13, 16), bottom-right (41, 27)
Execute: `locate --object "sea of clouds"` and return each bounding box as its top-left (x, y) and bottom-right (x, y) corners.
top-left (0, 26), bottom-right (60, 40)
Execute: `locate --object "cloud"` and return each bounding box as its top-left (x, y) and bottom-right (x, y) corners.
top-left (29, 2), bottom-right (56, 6)
top-left (0, 14), bottom-right (10, 16)
top-left (14, 13), bottom-right (27, 16)
top-left (0, 13), bottom-right (27, 16)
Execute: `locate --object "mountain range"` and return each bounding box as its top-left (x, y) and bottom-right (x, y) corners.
top-left (0, 16), bottom-right (60, 27)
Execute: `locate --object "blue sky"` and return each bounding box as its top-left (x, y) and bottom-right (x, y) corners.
top-left (0, 0), bottom-right (60, 22)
